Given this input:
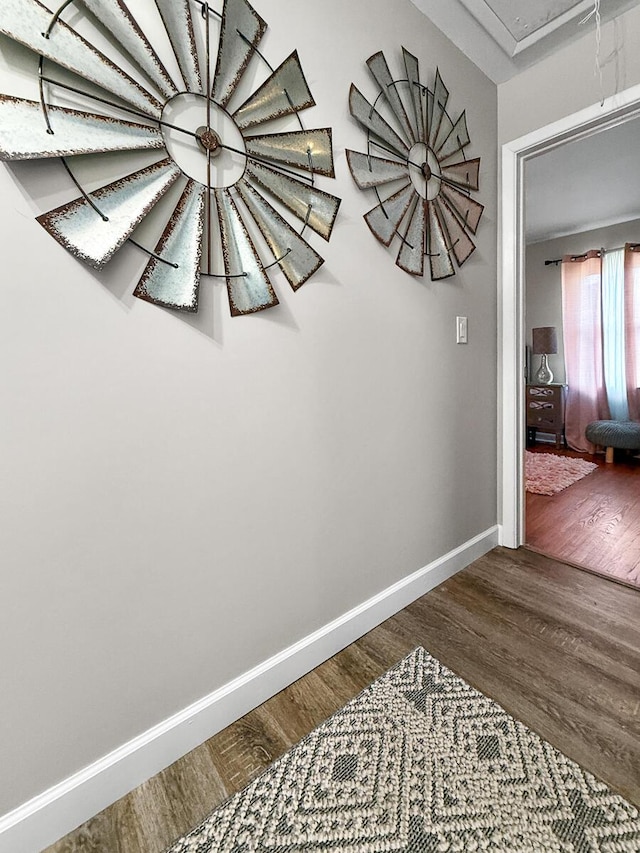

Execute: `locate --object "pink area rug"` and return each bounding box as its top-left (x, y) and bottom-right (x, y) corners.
top-left (525, 451), bottom-right (598, 495)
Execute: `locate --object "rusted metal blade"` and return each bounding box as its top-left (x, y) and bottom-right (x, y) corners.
top-left (212, 0), bottom-right (266, 108)
top-left (232, 50), bottom-right (315, 131)
top-left (0, 95), bottom-right (164, 160)
top-left (363, 182), bottom-right (413, 248)
top-left (403, 48), bottom-right (425, 143)
top-left (397, 197), bottom-right (426, 275)
top-left (434, 197), bottom-right (476, 267)
top-left (441, 183), bottom-right (484, 234)
top-left (440, 157), bottom-right (480, 192)
top-left (366, 51), bottom-right (415, 145)
top-left (37, 157), bottom-right (181, 269)
top-left (427, 201), bottom-right (454, 280)
top-left (244, 128), bottom-right (334, 177)
top-left (436, 111), bottom-right (470, 163)
top-left (349, 84), bottom-right (409, 159)
top-left (216, 188), bottom-right (278, 315)
top-left (79, 0), bottom-right (178, 100)
top-left (346, 149), bottom-right (408, 189)
top-left (429, 69), bottom-right (449, 150)
top-left (134, 180), bottom-right (205, 312)
top-left (245, 161), bottom-right (340, 242)
top-left (236, 179), bottom-right (323, 291)
top-left (0, 0), bottom-right (162, 118)
top-left (154, 0), bottom-right (202, 93)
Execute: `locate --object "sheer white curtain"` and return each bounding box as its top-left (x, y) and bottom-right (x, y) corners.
top-left (602, 249), bottom-right (628, 420)
top-left (625, 244), bottom-right (640, 421)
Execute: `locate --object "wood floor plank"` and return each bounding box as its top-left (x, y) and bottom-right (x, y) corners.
top-left (205, 705), bottom-right (291, 797)
top-left (154, 744), bottom-right (227, 842)
top-left (313, 643), bottom-right (388, 705)
top-left (526, 446), bottom-right (640, 584)
top-left (44, 546), bottom-right (640, 853)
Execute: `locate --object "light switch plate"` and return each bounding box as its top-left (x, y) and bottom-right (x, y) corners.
top-left (456, 316), bottom-right (468, 344)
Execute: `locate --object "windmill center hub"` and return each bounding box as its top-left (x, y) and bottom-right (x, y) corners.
top-left (161, 93), bottom-right (246, 188)
top-left (409, 142), bottom-right (441, 201)
top-left (196, 126), bottom-right (223, 157)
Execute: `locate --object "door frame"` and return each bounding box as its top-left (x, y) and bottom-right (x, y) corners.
top-left (499, 82), bottom-right (640, 548)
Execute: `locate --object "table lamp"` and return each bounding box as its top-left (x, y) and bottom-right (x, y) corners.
top-left (532, 326), bottom-right (557, 384)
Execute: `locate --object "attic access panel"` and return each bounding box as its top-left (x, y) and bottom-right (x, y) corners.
top-left (483, 0), bottom-right (637, 42)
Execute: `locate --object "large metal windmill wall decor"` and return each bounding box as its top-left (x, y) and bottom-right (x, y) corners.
top-left (0, 0), bottom-right (341, 315)
top-left (347, 49), bottom-right (483, 280)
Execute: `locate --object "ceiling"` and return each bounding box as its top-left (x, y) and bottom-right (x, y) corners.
top-left (408, 0), bottom-right (640, 83)
top-left (524, 116), bottom-right (640, 243)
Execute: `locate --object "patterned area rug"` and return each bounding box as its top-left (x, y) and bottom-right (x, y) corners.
top-left (166, 648), bottom-right (640, 852)
top-left (525, 451), bottom-right (598, 495)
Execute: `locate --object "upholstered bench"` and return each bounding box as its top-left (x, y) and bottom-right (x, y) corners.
top-left (585, 420), bottom-right (640, 463)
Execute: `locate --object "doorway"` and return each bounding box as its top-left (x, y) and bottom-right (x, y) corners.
top-left (499, 82), bottom-right (640, 553)
top-left (521, 142), bottom-right (640, 587)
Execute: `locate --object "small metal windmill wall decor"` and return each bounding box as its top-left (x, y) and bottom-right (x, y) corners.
top-left (347, 48), bottom-right (484, 280)
top-left (0, 0), bottom-right (341, 316)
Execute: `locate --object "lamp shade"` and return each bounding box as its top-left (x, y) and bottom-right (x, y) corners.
top-left (532, 326), bottom-right (558, 355)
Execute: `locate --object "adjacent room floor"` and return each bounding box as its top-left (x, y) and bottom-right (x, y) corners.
top-left (525, 444), bottom-right (640, 587)
top-left (44, 547), bottom-right (640, 853)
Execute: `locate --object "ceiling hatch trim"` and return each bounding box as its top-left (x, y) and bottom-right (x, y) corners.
top-left (458, 0), bottom-right (605, 56)
top-left (408, 0), bottom-right (640, 83)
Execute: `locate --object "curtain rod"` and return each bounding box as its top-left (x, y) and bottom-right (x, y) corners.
top-left (544, 243), bottom-right (640, 266)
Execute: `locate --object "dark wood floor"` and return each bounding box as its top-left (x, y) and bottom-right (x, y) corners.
top-left (525, 445), bottom-right (640, 586)
top-left (46, 547), bottom-right (640, 853)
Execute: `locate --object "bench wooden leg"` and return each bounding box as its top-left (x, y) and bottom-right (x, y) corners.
top-left (605, 446), bottom-right (614, 463)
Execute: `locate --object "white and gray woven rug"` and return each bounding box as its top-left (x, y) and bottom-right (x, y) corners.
top-left (167, 647), bottom-right (640, 851)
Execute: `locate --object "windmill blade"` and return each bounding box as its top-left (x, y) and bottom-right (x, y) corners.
top-left (364, 182), bottom-right (414, 247)
top-left (349, 85), bottom-right (409, 159)
top-left (441, 183), bottom-right (484, 234)
top-left (397, 197), bottom-right (426, 276)
top-left (79, 0), bottom-right (178, 100)
top-left (434, 197), bottom-right (476, 266)
top-left (346, 149), bottom-right (408, 189)
top-left (429, 69), bottom-right (449, 150)
top-left (244, 129), bottom-right (334, 177)
top-left (0, 0), bottom-right (162, 118)
top-left (154, 0), bottom-right (202, 93)
top-left (366, 51), bottom-right (415, 144)
top-left (236, 180), bottom-right (323, 291)
top-left (403, 47), bottom-right (425, 143)
top-left (216, 188), bottom-right (278, 315)
top-left (245, 161), bottom-right (340, 241)
top-left (427, 201), bottom-right (454, 280)
top-left (0, 96), bottom-right (164, 160)
top-left (134, 180), bottom-right (205, 312)
top-left (233, 51), bottom-right (315, 131)
top-left (436, 111), bottom-right (470, 163)
top-left (37, 158), bottom-right (181, 269)
top-left (440, 157), bottom-right (480, 192)
top-left (212, 0), bottom-right (266, 108)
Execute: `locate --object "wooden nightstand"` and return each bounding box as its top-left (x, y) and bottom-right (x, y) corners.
top-left (526, 384), bottom-right (567, 448)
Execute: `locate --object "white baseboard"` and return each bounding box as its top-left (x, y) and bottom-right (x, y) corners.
top-left (0, 526), bottom-right (499, 853)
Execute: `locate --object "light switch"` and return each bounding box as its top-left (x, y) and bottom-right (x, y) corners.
top-left (456, 316), bottom-right (468, 344)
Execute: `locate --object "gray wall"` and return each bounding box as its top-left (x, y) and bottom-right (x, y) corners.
top-left (526, 218), bottom-right (640, 385)
top-left (0, 0), bottom-right (498, 817)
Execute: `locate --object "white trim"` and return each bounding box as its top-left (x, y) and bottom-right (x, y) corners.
top-left (499, 83), bottom-right (640, 549)
top-left (0, 526), bottom-right (499, 853)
